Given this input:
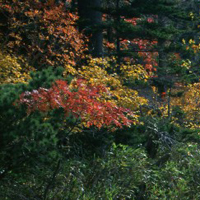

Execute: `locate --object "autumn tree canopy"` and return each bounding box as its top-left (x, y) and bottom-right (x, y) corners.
top-left (1, 0), bottom-right (200, 200)
top-left (0, 0), bottom-right (87, 70)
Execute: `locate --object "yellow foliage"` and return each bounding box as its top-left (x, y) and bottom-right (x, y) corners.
top-left (77, 57), bottom-right (148, 120)
top-left (189, 39), bottom-right (195, 44)
top-left (181, 59), bottom-right (191, 69)
top-left (189, 12), bottom-right (194, 20)
top-left (63, 64), bottom-right (78, 76)
top-left (120, 63), bottom-right (149, 82)
top-left (170, 83), bottom-right (200, 129)
top-left (183, 38), bottom-right (200, 54)
top-left (0, 51), bottom-right (34, 84)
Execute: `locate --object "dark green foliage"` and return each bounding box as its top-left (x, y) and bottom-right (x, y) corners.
top-left (0, 69), bottom-right (63, 186)
top-left (28, 67), bottom-right (64, 89)
top-left (1, 1), bottom-right (200, 200)
top-left (1, 67), bottom-right (199, 199)
top-left (1, 70), bottom-right (200, 199)
top-left (102, 0), bottom-right (197, 94)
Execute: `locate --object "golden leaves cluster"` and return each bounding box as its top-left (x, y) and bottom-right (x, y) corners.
top-left (169, 83), bottom-right (200, 129)
top-left (0, 50), bottom-right (34, 84)
top-left (76, 57), bottom-right (148, 121)
top-left (120, 63), bottom-right (149, 82)
top-left (0, 0), bottom-right (87, 69)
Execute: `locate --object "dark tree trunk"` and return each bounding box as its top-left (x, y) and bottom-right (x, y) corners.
top-left (116, 0), bottom-right (121, 65)
top-left (157, 15), bottom-right (168, 98)
top-left (77, 0), bottom-right (103, 57)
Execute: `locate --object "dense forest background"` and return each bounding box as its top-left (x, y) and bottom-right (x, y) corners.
top-left (1, 0), bottom-right (200, 199)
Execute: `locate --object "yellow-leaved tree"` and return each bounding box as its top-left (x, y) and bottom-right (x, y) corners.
top-left (0, 50), bottom-right (34, 84)
top-left (76, 57), bottom-right (149, 124)
top-left (170, 83), bottom-right (200, 129)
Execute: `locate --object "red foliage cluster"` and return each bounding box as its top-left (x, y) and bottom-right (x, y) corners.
top-left (124, 17), bottom-right (138, 26)
top-left (121, 17), bottom-right (158, 72)
top-left (104, 14), bottom-right (158, 72)
top-left (120, 38), bottom-right (158, 72)
top-left (19, 79), bottom-right (132, 129)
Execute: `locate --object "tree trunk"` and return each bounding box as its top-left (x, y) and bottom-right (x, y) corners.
top-left (77, 0), bottom-right (103, 57)
top-left (116, 0), bottom-right (121, 65)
